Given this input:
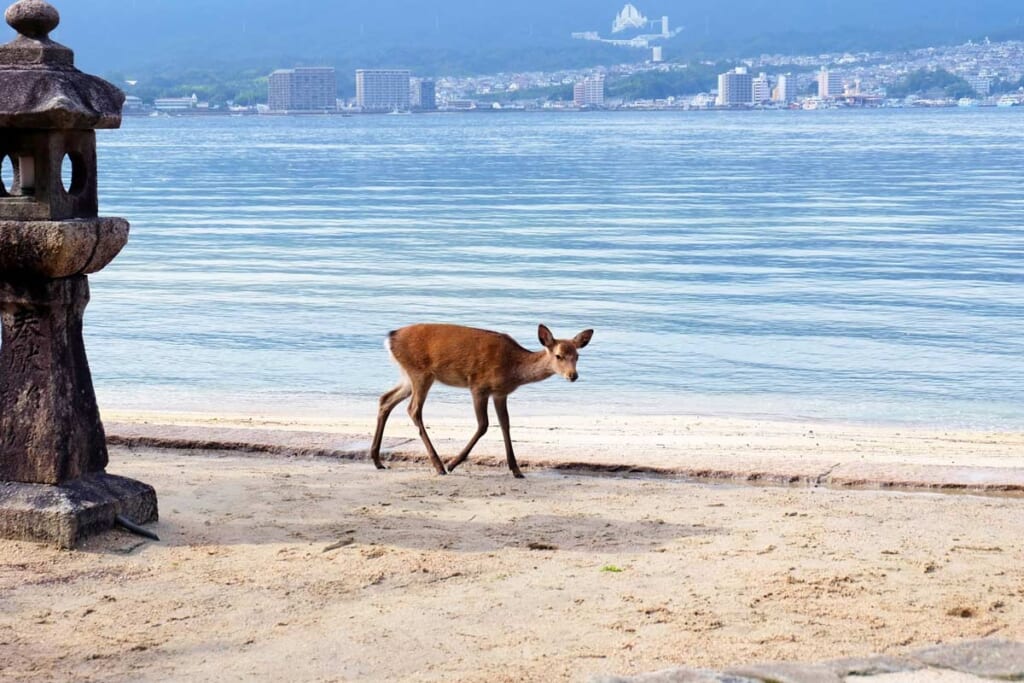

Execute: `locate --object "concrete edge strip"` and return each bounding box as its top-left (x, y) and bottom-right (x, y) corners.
top-left (105, 426), bottom-right (1024, 497)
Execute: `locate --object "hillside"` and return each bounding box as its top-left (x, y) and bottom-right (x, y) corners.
top-left (6, 0), bottom-right (1021, 95)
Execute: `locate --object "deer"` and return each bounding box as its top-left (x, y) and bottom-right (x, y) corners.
top-left (369, 323), bottom-right (593, 478)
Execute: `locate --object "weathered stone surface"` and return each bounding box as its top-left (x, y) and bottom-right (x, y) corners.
top-left (725, 663), bottom-right (844, 683)
top-left (911, 640), bottom-right (1024, 679)
top-left (825, 655), bottom-right (923, 677)
top-left (5, 0), bottom-right (58, 39)
top-left (593, 669), bottom-right (757, 683)
top-left (0, 129), bottom-right (102, 220)
top-left (0, 68), bottom-right (123, 129)
top-left (0, 218), bottom-right (128, 276)
top-left (0, 0), bottom-right (123, 129)
top-left (0, 472), bottom-right (158, 548)
top-left (0, 276), bottom-right (107, 484)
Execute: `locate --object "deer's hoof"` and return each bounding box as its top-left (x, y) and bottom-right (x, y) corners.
top-left (512, 470), bottom-right (525, 479)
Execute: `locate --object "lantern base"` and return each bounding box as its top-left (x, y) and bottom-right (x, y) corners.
top-left (0, 472), bottom-right (157, 548)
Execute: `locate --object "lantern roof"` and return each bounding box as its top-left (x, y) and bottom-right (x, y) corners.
top-left (0, 0), bottom-right (124, 129)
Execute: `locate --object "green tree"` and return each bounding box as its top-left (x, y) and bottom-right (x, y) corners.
top-left (888, 68), bottom-right (978, 99)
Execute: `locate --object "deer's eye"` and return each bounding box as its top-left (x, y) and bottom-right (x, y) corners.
top-left (555, 354), bottom-right (564, 361)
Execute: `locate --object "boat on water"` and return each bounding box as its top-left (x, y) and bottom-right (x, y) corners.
top-left (957, 98), bottom-right (978, 107)
top-left (996, 95), bottom-right (1020, 108)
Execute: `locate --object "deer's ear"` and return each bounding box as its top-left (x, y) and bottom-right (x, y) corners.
top-left (538, 324), bottom-right (556, 349)
top-left (573, 329), bottom-right (594, 349)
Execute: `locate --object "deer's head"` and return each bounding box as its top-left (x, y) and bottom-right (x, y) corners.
top-left (538, 324), bottom-right (593, 382)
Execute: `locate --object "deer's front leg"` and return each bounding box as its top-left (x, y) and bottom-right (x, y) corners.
top-left (447, 389), bottom-right (489, 473)
top-left (493, 395), bottom-right (524, 479)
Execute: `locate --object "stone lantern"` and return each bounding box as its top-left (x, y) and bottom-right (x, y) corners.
top-left (0, 0), bottom-right (157, 547)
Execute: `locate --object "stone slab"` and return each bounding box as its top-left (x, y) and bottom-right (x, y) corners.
top-left (0, 472), bottom-right (157, 548)
top-left (725, 662), bottom-right (843, 683)
top-left (826, 654), bottom-right (923, 677)
top-left (594, 669), bottom-right (757, 683)
top-left (911, 639), bottom-right (1024, 679)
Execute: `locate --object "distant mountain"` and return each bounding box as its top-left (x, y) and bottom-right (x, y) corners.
top-left (9, 1), bottom-right (1023, 85)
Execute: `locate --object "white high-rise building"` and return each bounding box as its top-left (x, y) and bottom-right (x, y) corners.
top-left (818, 68), bottom-right (844, 98)
top-left (752, 73), bottom-right (771, 103)
top-left (773, 73), bottom-right (795, 103)
top-left (716, 67), bottom-right (753, 106)
top-left (356, 69), bottom-right (412, 112)
top-left (573, 75), bottom-right (606, 107)
top-left (268, 67), bottom-right (337, 112)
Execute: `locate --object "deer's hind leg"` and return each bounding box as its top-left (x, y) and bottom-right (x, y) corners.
top-left (370, 380), bottom-right (412, 470)
top-left (407, 376), bottom-right (447, 475)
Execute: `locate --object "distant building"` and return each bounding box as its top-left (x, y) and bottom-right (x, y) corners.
top-left (716, 67), bottom-right (753, 106)
top-left (752, 72), bottom-right (771, 103)
top-left (651, 46), bottom-right (664, 63)
top-left (410, 79), bottom-right (437, 111)
top-left (817, 69), bottom-right (844, 98)
top-left (773, 73), bottom-right (795, 103)
top-left (356, 69), bottom-right (412, 112)
top-left (123, 95), bottom-right (144, 113)
top-left (966, 75), bottom-right (992, 96)
top-left (613, 4), bottom-right (647, 33)
top-left (573, 75), bottom-right (606, 107)
top-left (268, 67), bottom-right (337, 112)
top-left (154, 94), bottom-right (198, 112)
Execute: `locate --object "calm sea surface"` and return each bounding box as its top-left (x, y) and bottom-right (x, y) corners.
top-left (88, 109), bottom-right (1023, 427)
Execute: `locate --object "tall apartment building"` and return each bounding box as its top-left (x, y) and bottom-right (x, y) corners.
top-left (410, 79), bottom-right (437, 111)
top-left (773, 73), bottom-right (795, 103)
top-left (268, 67), bottom-right (337, 112)
top-left (356, 69), bottom-right (412, 112)
top-left (716, 67), bottom-right (753, 106)
top-left (817, 68), bottom-right (844, 98)
top-left (966, 75), bottom-right (992, 96)
top-left (752, 72), bottom-right (771, 103)
top-left (573, 75), bottom-right (606, 107)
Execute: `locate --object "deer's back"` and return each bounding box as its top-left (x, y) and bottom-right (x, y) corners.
top-left (388, 324), bottom-right (529, 391)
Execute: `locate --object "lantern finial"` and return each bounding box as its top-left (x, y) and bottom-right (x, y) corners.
top-left (5, 0), bottom-right (60, 41)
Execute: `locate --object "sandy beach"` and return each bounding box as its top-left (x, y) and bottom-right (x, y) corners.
top-left (1, 412), bottom-right (1023, 681)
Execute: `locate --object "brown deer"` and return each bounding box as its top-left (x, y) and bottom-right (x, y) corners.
top-left (369, 324), bottom-right (593, 478)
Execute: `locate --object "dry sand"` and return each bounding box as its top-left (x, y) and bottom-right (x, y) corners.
top-left (2, 432), bottom-right (1023, 682)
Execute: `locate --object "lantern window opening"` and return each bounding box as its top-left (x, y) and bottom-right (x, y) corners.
top-left (0, 154), bottom-right (11, 196)
top-left (59, 151), bottom-right (87, 196)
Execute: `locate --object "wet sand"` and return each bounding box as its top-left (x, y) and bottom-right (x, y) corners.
top-left (2, 442), bottom-right (1022, 682)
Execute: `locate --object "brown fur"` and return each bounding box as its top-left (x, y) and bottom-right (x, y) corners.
top-left (369, 323), bottom-right (593, 478)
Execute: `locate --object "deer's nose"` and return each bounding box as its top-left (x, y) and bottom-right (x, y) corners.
top-left (568, 372), bottom-right (579, 382)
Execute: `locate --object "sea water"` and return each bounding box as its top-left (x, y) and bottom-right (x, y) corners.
top-left (87, 109), bottom-right (1024, 427)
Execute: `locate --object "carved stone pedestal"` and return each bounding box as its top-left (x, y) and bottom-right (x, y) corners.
top-left (0, 276), bottom-right (106, 484)
top-left (0, 276), bottom-right (158, 546)
top-left (0, 473), bottom-right (157, 548)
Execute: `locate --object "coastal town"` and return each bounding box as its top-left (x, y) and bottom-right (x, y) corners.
top-left (127, 34), bottom-right (1024, 116)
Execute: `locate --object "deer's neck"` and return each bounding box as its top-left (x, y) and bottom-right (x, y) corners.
top-left (515, 350), bottom-right (555, 386)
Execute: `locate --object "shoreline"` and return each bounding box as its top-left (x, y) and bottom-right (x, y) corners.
top-left (104, 410), bottom-right (1024, 495)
